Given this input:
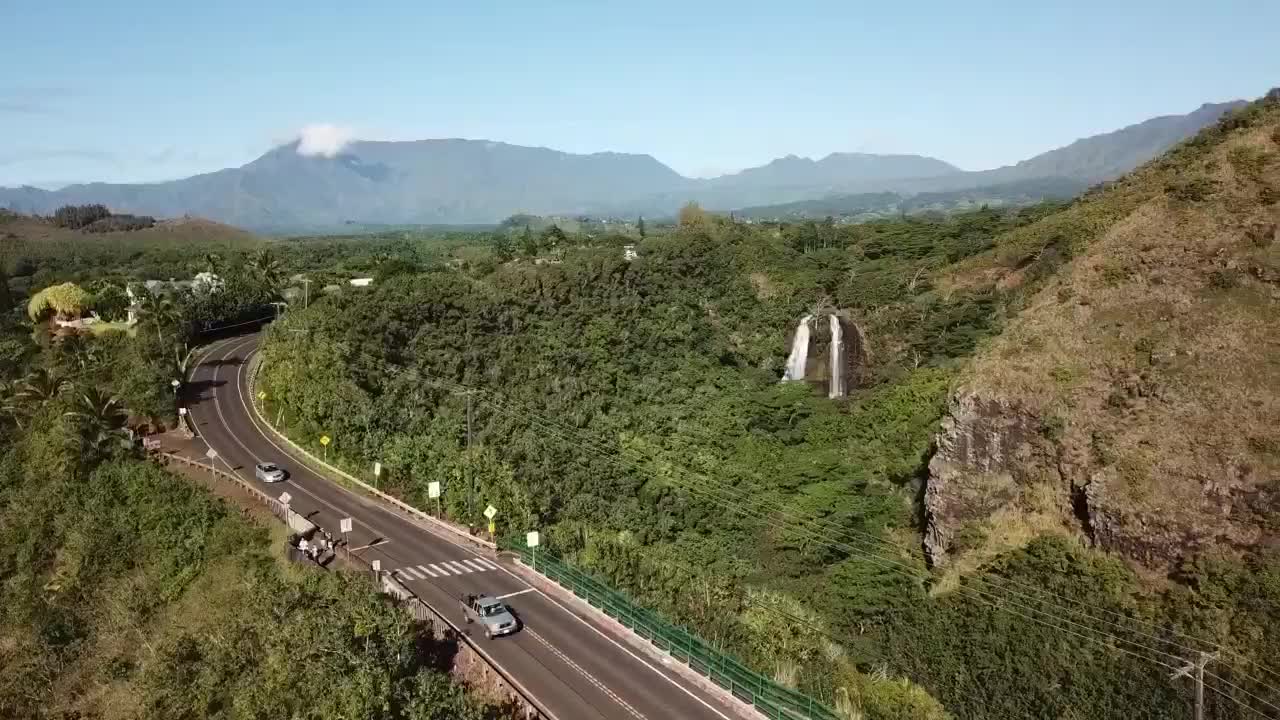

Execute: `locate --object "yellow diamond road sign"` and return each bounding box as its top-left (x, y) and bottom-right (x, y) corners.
top-left (320, 435), bottom-right (331, 446)
top-left (483, 505), bottom-right (497, 520)
top-left (257, 390), bottom-right (266, 400)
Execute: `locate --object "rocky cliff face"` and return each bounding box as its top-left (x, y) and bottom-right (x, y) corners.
top-left (923, 96), bottom-right (1280, 570)
top-left (923, 393), bottom-right (1052, 565)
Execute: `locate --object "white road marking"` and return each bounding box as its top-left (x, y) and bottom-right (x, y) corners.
top-left (478, 558), bottom-right (500, 570)
top-left (529, 629), bottom-right (648, 720)
top-left (403, 566), bottom-right (425, 580)
top-left (214, 335), bottom-right (732, 720)
top-left (496, 588), bottom-right (534, 600)
top-left (447, 561), bottom-right (472, 574)
top-left (348, 539), bottom-right (390, 552)
top-left (418, 564), bottom-right (438, 578)
top-left (463, 559), bottom-right (489, 572)
top-left (430, 563), bottom-right (452, 576)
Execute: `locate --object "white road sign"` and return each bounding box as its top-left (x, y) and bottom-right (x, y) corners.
top-left (483, 504), bottom-right (498, 520)
top-left (428, 481), bottom-right (441, 499)
top-left (371, 560), bottom-right (381, 572)
top-left (373, 461), bottom-right (382, 477)
top-left (278, 492), bottom-right (292, 505)
top-left (205, 448), bottom-right (218, 460)
top-left (340, 517), bottom-right (353, 534)
top-left (526, 531), bottom-right (540, 548)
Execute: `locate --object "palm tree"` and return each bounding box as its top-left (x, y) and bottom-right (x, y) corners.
top-left (248, 249), bottom-right (284, 288)
top-left (137, 292), bottom-right (182, 344)
top-left (65, 387), bottom-right (132, 456)
top-left (17, 368), bottom-right (69, 406)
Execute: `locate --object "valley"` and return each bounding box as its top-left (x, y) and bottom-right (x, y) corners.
top-left (3, 3), bottom-right (1279, 714)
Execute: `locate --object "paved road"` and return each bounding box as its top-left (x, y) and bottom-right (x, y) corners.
top-left (185, 332), bottom-right (748, 720)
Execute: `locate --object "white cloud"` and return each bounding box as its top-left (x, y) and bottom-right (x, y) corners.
top-left (296, 123), bottom-right (355, 157)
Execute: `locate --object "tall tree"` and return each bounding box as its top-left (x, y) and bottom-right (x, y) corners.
top-left (492, 233), bottom-right (514, 263)
top-left (540, 224), bottom-right (567, 249)
top-left (65, 387), bottom-right (131, 457)
top-left (248, 249), bottom-right (285, 287)
top-left (520, 225), bottom-right (539, 256)
top-left (203, 252), bottom-right (224, 274)
top-left (637, 216), bottom-right (646, 238)
top-left (27, 282), bottom-right (92, 322)
top-left (678, 201), bottom-right (708, 227)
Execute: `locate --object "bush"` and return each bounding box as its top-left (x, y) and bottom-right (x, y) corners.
top-left (1164, 177), bottom-right (1220, 203)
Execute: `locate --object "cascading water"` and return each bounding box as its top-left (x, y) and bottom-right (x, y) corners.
top-left (828, 314), bottom-right (844, 398)
top-left (781, 315), bottom-right (813, 382)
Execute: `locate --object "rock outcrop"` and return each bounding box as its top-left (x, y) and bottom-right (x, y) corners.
top-left (923, 393), bottom-right (1052, 565)
top-left (924, 95), bottom-right (1280, 570)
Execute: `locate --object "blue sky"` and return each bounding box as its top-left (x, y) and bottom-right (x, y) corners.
top-left (2, 0), bottom-right (1276, 187)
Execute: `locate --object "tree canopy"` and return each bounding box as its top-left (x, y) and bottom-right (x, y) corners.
top-left (27, 282), bottom-right (92, 321)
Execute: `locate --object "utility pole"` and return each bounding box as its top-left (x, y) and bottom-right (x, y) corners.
top-left (1172, 651), bottom-right (1218, 720)
top-left (301, 277), bottom-right (310, 310)
top-left (448, 388), bottom-right (480, 527)
top-left (465, 391), bottom-right (474, 524)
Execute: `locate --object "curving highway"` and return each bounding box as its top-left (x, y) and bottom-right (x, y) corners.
top-left (185, 331), bottom-right (749, 720)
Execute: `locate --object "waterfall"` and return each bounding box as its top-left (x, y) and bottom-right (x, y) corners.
top-left (828, 314), bottom-right (844, 398)
top-left (781, 315), bottom-right (813, 382)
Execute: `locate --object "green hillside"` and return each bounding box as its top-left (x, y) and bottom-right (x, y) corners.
top-left (252, 94), bottom-right (1280, 719)
top-left (0, 322), bottom-right (511, 718)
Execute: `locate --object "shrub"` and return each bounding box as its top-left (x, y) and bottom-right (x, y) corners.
top-left (1227, 146), bottom-right (1272, 183)
top-left (1163, 177), bottom-right (1219, 203)
top-left (1207, 267), bottom-right (1242, 289)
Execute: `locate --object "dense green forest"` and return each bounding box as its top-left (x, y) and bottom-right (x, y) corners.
top-left (251, 184), bottom-right (1280, 720)
top-left (6, 99), bottom-right (1280, 720)
top-left (0, 229), bottom-right (516, 718)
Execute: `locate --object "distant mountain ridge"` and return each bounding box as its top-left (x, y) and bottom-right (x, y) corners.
top-left (0, 99), bottom-right (1251, 229)
top-left (706, 152), bottom-right (961, 189)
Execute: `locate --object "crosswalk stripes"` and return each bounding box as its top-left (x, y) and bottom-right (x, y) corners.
top-left (395, 557), bottom-right (501, 579)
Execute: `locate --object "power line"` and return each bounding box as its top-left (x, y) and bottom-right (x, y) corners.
top-left (261, 320), bottom-right (1280, 716)
top-left (452, 380), bottom-right (1280, 713)
top-left (468, 382), bottom-right (1280, 689)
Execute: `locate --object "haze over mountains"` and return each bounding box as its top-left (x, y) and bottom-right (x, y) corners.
top-left (0, 100), bottom-right (1247, 230)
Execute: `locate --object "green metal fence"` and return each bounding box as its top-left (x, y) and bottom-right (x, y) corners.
top-left (503, 542), bottom-right (840, 720)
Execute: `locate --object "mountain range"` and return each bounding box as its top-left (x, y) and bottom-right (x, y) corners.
top-left (0, 100), bottom-right (1248, 230)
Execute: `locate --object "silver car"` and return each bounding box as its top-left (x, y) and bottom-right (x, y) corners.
top-left (255, 462), bottom-right (287, 483)
top-left (462, 593), bottom-right (519, 639)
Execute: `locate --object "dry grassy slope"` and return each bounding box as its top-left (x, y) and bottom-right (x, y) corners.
top-left (0, 211), bottom-right (257, 246)
top-left (925, 94), bottom-right (1280, 570)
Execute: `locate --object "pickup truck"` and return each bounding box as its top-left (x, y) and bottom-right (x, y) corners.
top-left (461, 593), bottom-right (519, 639)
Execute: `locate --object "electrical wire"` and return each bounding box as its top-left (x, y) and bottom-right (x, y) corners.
top-left (263, 314), bottom-right (1280, 715)
top-left (463, 381), bottom-right (1280, 691)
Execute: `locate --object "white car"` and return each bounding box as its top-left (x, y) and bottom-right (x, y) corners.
top-left (255, 462), bottom-right (287, 483)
